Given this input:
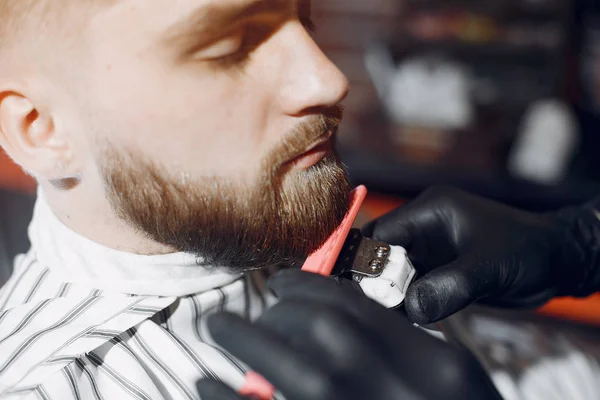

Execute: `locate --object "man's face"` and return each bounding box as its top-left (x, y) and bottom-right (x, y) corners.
top-left (60, 0), bottom-right (352, 270)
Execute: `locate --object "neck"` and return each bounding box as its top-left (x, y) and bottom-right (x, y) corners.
top-left (29, 185), bottom-right (241, 296)
top-left (40, 181), bottom-right (176, 255)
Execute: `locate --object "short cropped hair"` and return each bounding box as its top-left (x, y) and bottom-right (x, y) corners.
top-left (0, 1), bottom-right (114, 66)
top-left (0, 1), bottom-right (64, 50)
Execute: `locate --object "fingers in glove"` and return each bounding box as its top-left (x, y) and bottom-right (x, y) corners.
top-left (360, 186), bottom-right (459, 246)
top-left (257, 298), bottom-right (459, 398)
top-left (361, 213), bottom-right (413, 248)
top-left (362, 212), bottom-right (458, 274)
top-left (269, 270), bottom-right (451, 356)
top-left (266, 271), bottom-right (501, 400)
top-left (258, 299), bottom-right (384, 373)
top-left (405, 257), bottom-right (504, 325)
top-left (207, 312), bottom-right (334, 400)
top-left (269, 270), bottom-right (414, 332)
top-left (196, 379), bottom-right (245, 400)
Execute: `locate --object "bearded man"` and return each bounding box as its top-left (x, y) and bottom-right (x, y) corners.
top-left (0, 0), bottom-right (352, 398)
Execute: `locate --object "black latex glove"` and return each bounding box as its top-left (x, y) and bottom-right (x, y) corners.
top-left (362, 186), bottom-right (600, 325)
top-left (196, 269), bottom-right (502, 400)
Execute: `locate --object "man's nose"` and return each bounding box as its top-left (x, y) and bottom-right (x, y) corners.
top-left (273, 23), bottom-right (350, 116)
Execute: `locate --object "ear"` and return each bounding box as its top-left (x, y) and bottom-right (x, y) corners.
top-left (0, 87), bottom-right (76, 180)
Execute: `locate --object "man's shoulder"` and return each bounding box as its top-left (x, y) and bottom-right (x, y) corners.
top-left (0, 291), bottom-right (176, 396)
top-left (0, 254), bottom-right (276, 398)
top-left (0, 298), bottom-right (251, 400)
top-left (0, 252), bottom-right (61, 312)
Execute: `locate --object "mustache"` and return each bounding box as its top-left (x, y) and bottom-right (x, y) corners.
top-left (265, 104), bottom-right (344, 175)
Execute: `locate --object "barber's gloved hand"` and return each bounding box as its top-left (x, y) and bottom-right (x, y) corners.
top-left (362, 186), bottom-right (600, 325)
top-left (196, 269), bottom-right (501, 400)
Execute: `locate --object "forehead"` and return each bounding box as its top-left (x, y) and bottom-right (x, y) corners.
top-left (91, 0), bottom-right (291, 37)
top-left (88, 0), bottom-right (204, 36)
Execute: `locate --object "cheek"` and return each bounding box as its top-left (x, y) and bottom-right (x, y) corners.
top-left (85, 63), bottom-right (273, 179)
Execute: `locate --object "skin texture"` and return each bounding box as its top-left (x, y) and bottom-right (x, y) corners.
top-left (0, 0), bottom-right (352, 270)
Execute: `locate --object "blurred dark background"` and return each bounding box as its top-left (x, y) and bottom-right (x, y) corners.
top-left (313, 0), bottom-right (600, 212)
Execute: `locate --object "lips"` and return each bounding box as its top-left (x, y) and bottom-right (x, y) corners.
top-left (286, 131), bottom-right (335, 170)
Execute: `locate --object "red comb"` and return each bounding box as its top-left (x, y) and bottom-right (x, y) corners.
top-left (238, 185), bottom-right (368, 400)
top-left (301, 185), bottom-right (368, 276)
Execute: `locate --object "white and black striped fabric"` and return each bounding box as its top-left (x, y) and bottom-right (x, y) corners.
top-left (0, 252), bottom-right (276, 400)
top-left (0, 190), bottom-right (282, 400)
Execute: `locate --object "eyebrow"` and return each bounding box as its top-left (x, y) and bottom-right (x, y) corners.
top-left (163, 0), bottom-right (292, 49)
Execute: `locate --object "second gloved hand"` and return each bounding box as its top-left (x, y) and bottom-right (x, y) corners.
top-left (363, 186), bottom-right (600, 325)
top-left (197, 269), bottom-right (501, 400)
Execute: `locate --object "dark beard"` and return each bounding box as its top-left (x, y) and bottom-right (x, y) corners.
top-left (99, 110), bottom-right (352, 272)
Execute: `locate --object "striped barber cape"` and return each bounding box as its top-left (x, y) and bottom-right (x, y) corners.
top-left (0, 191), bottom-right (281, 400)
